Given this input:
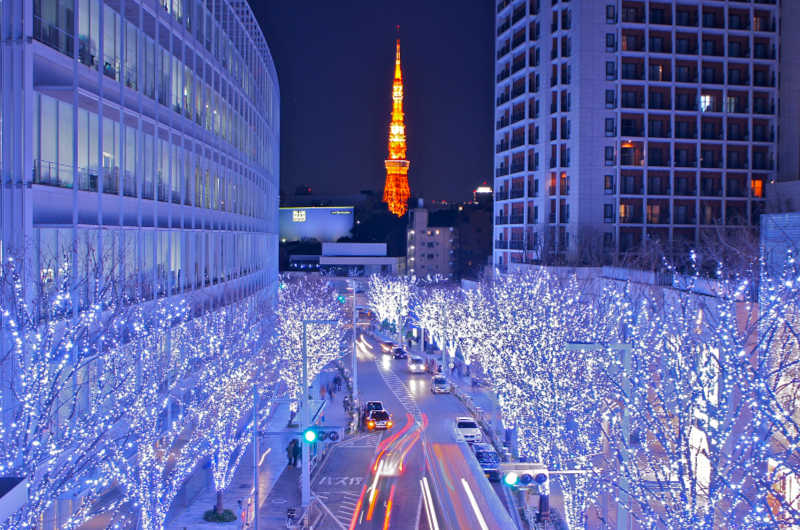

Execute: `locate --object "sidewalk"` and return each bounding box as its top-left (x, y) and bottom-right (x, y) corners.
top-left (167, 365), bottom-right (353, 529)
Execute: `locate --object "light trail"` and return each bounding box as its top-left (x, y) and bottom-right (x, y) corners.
top-left (372, 413), bottom-right (413, 472)
top-left (348, 484), bottom-right (368, 530)
top-left (366, 461), bottom-right (384, 521)
top-left (460, 478), bottom-right (489, 530)
top-left (382, 484), bottom-right (396, 530)
top-left (420, 477), bottom-right (440, 530)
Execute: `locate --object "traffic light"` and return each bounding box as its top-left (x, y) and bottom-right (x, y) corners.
top-left (302, 427), bottom-right (342, 443)
top-left (500, 463), bottom-right (548, 490)
top-left (337, 294), bottom-right (346, 304)
top-left (303, 428), bottom-right (317, 443)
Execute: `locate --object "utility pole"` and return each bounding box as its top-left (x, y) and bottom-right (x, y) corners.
top-left (252, 384), bottom-right (259, 530)
top-left (301, 319), bottom-right (338, 509)
top-left (351, 278), bottom-right (358, 408)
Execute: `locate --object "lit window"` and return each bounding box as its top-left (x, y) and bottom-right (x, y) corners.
top-left (700, 94), bottom-right (712, 112)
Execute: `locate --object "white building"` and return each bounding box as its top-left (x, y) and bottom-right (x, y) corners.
top-left (407, 206), bottom-right (456, 278)
top-left (494, 0), bottom-right (776, 268)
top-left (0, 0), bottom-right (280, 306)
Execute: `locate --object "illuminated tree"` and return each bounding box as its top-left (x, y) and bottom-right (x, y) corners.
top-left (187, 297), bottom-right (268, 516)
top-left (101, 299), bottom-right (206, 530)
top-left (0, 254), bottom-right (190, 529)
top-left (274, 276), bottom-right (347, 409)
top-left (367, 274), bottom-right (414, 344)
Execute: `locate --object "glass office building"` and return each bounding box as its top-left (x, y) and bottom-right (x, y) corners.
top-left (0, 0), bottom-right (279, 305)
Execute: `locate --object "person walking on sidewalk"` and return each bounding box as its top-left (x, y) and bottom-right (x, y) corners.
top-left (287, 439), bottom-right (297, 467)
top-left (334, 375), bottom-right (342, 391)
top-left (292, 438), bottom-right (302, 466)
top-left (320, 384), bottom-right (326, 401)
top-left (328, 382), bottom-right (335, 400)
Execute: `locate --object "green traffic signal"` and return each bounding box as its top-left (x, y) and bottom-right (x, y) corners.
top-left (337, 295), bottom-right (346, 304)
top-left (303, 428), bottom-right (317, 443)
top-left (503, 471), bottom-right (519, 486)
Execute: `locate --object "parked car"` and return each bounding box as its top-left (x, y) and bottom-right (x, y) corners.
top-left (472, 443), bottom-right (501, 482)
top-left (431, 375), bottom-right (452, 394)
top-left (392, 347), bottom-right (408, 359)
top-left (455, 416), bottom-right (483, 443)
top-left (407, 355), bottom-right (426, 373)
top-left (366, 410), bottom-right (393, 430)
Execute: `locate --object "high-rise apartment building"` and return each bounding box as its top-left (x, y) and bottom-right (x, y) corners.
top-left (493, 0), bottom-right (776, 268)
top-left (0, 0), bottom-right (280, 305)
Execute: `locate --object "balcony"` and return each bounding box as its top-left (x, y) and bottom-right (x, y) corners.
top-left (700, 158), bottom-right (722, 169)
top-left (497, 21), bottom-right (511, 36)
top-left (497, 69), bottom-right (510, 82)
top-left (512, 35), bottom-right (525, 49)
top-left (510, 214), bottom-right (525, 224)
top-left (753, 130), bottom-right (774, 142)
top-left (496, 141), bottom-right (509, 153)
top-left (497, 45), bottom-right (510, 59)
top-left (527, 214), bottom-right (538, 224)
top-left (512, 5), bottom-right (526, 24)
top-left (496, 93), bottom-right (510, 106)
top-left (754, 73), bottom-right (776, 87)
top-left (495, 215), bottom-right (509, 225)
top-left (754, 44), bottom-right (775, 60)
top-left (511, 59), bottom-right (526, 74)
top-left (510, 187), bottom-right (525, 199)
top-left (753, 102), bottom-right (775, 115)
top-left (509, 240), bottom-right (524, 250)
top-left (495, 240), bottom-right (509, 249)
top-left (620, 213), bottom-right (643, 224)
top-left (510, 162), bottom-right (525, 174)
top-left (752, 159), bottom-right (774, 170)
top-left (511, 112), bottom-right (525, 124)
top-left (496, 117), bottom-right (510, 129)
top-left (511, 85), bottom-right (525, 98)
top-left (495, 188), bottom-right (509, 199)
top-left (496, 166), bottom-right (510, 177)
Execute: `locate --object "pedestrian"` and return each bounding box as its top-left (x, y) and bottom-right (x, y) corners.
top-left (292, 438), bottom-right (302, 465)
top-left (328, 382), bottom-right (335, 400)
top-left (286, 439), bottom-right (297, 467)
top-left (320, 384), bottom-right (326, 401)
top-left (334, 375), bottom-right (342, 391)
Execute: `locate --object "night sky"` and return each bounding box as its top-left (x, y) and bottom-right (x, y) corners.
top-left (251, 1), bottom-right (494, 202)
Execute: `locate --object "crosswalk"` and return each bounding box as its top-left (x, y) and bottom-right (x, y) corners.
top-left (337, 432), bottom-right (382, 449)
top-left (374, 359), bottom-right (423, 423)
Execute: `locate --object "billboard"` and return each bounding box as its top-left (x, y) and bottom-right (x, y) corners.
top-left (279, 206), bottom-right (354, 243)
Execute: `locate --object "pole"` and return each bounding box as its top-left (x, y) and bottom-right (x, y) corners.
top-left (351, 278), bottom-right (358, 407)
top-left (301, 322), bottom-right (310, 509)
top-left (617, 344), bottom-right (632, 530)
top-left (252, 384), bottom-right (259, 530)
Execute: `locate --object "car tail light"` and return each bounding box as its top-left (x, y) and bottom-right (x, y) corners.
top-left (367, 421), bottom-right (375, 430)
top-left (387, 421), bottom-right (393, 428)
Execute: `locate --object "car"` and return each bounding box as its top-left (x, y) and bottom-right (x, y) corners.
top-left (472, 443), bottom-right (501, 482)
top-left (407, 355), bottom-right (426, 373)
top-left (366, 410), bottom-right (393, 430)
top-left (392, 347), bottom-right (408, 359)
top-left (365, 401), bottom-right (384, 414)
top-left (455, 416), bottom-right (483, 443)
top-left (380, 341), bottom-right (395, 354)
top-left (431, 375), bottom-right (452, 394)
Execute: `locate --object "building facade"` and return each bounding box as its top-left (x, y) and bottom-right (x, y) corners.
top-left (407, 206), bottom-right (456, 278)
top-left (494, 0), bottom-right (775, 268)
top-left (0, 0), bottom-right (279, 306)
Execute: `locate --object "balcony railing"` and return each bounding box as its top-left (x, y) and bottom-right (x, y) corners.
top-left (495, 240), bottom-right (509, 249)
top-left (495, 215), bottom-right (509, 225)
top-left (510, 187), bottom-right (524, 199)
top-left (510, 214), bottom-right (525, 224)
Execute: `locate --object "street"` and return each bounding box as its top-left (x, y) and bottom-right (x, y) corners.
top-left (311, 331), bottom-right (517, 529)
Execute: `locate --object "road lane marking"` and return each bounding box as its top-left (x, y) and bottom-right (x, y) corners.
top-left (461, 478), bottom-right (490, 530)
top-left (348, 485), bottom-right (368, 530)
top-left (420, 477), bottom-right (440, 530)
top-left (382, 484), bottom-right (396, 530)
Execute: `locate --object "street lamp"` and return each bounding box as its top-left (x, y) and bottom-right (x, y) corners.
top-left (565, 341), bottom-right (633, 530)
top-left (301, 319), bottom-right (339, 509)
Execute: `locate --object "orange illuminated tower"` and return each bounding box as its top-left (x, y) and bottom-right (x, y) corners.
top-left (383, 34), bottom-right (411, 217)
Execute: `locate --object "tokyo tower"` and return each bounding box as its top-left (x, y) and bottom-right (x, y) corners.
top-left (383, 34), bottom-right (411, 217)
